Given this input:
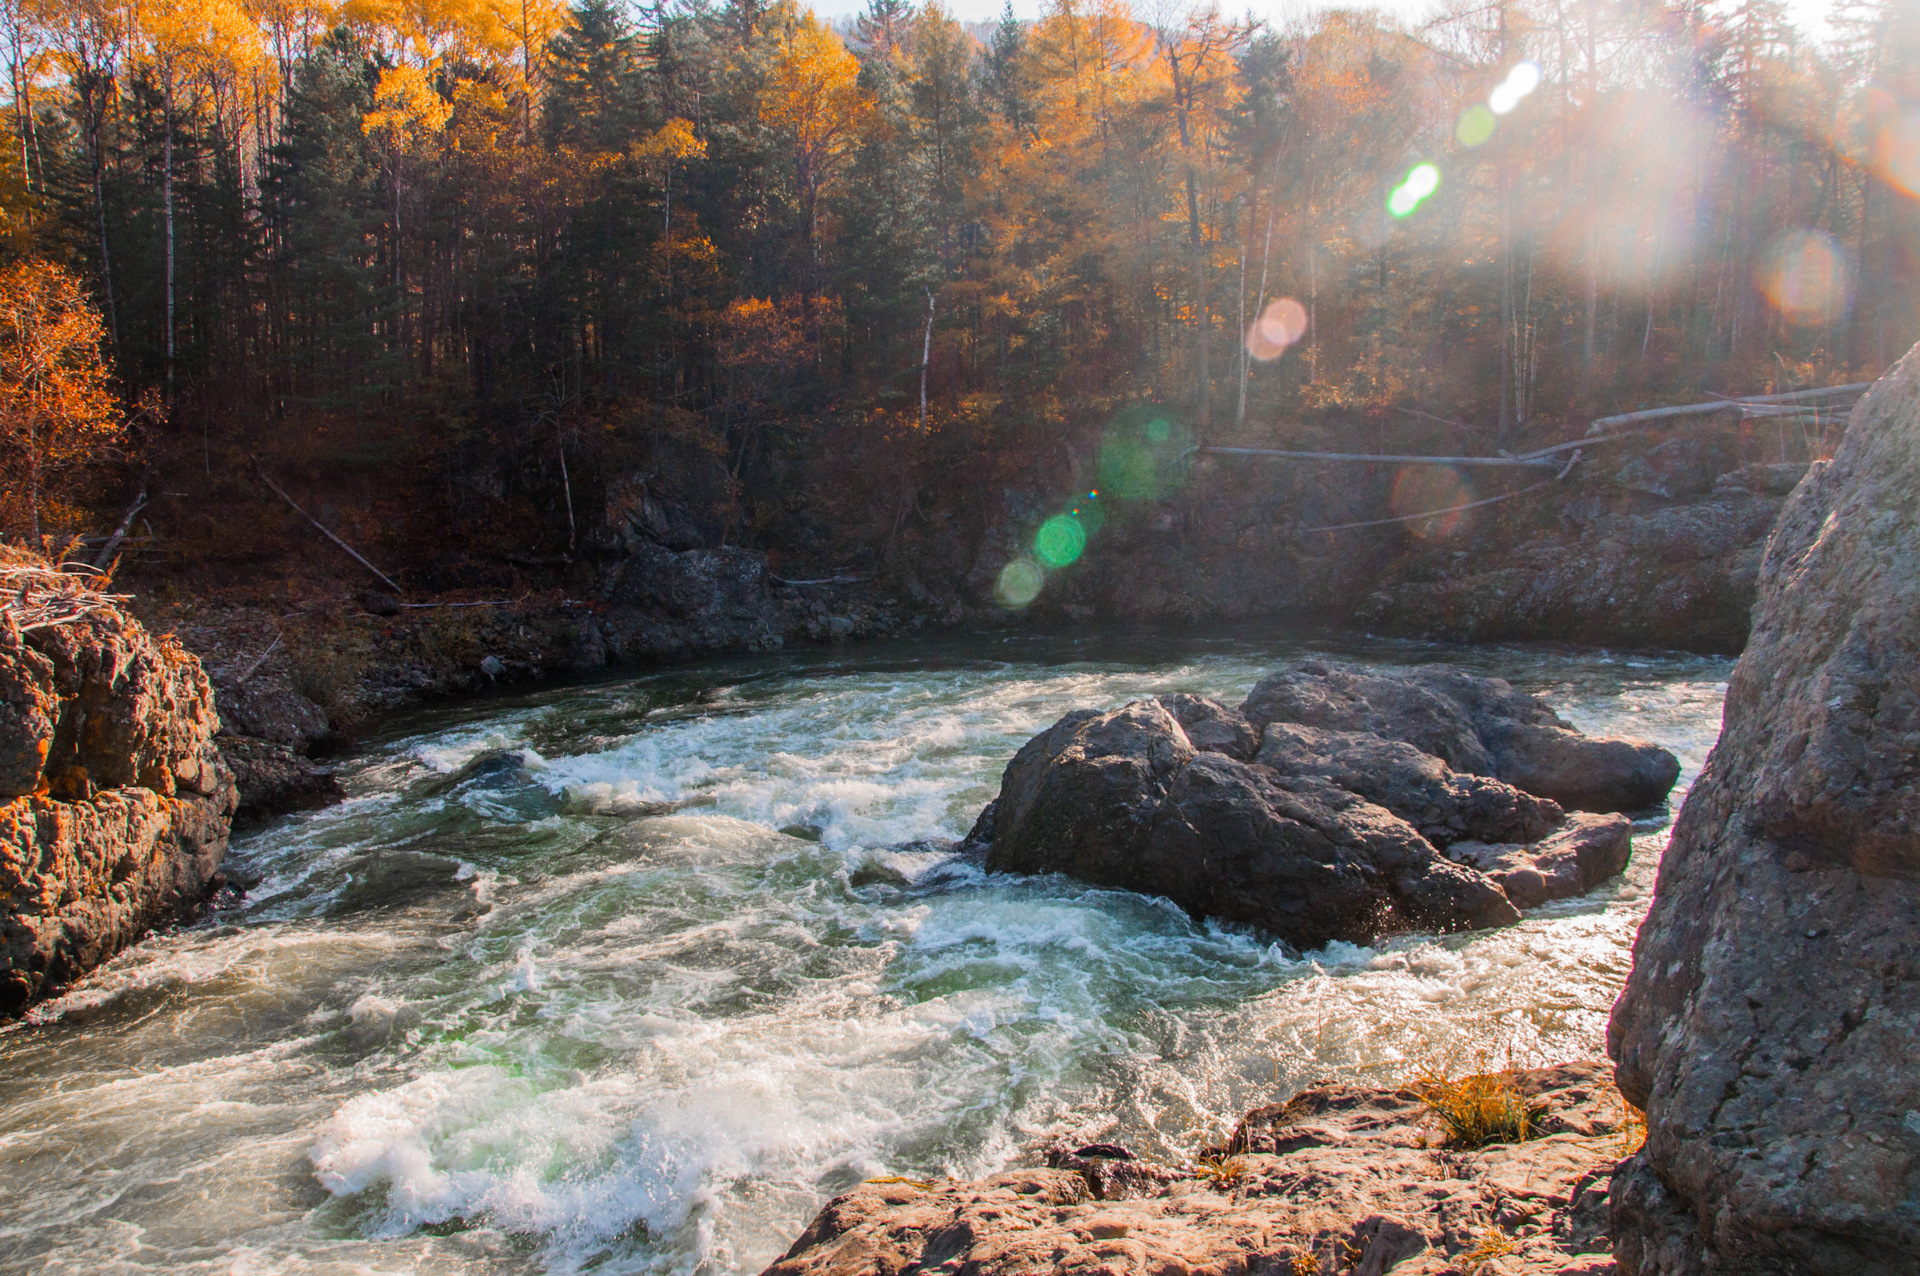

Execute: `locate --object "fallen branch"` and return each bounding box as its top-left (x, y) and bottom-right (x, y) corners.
top-left (1298, 480), bottom-right (1554, 534)
top-left (395, 595), bottom-right (525, 609)
top-left (0, 562), bottom-right (131, 632)
top-left (233, 632), bottom-right (281, 684)
top-left (771, 574), bottom-right (869, 586)
top-left (255, 464), bottom-right (402, 594)
top-left (1583, 383), bottom-right (1870, 436)
top-left (93, 470), bottom-right (151, 570)
top-left (1201, 447), bottom-right (1559, 469)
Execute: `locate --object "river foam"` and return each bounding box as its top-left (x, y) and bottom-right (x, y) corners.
top-left (0, 631), bottom-right (1729, 1274)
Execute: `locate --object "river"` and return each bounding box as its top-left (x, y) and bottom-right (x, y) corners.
top-left (0, 629), bottom-right (1730, 1275)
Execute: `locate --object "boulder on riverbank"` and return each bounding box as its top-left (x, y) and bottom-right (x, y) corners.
top-left (1607, 349), bottom-right (1920, 1273)
top-left (764, 1061), bottom-right (1632, 1276)
top-left (0, 584), bottom-right (237, 1013)
top-left (966, 663), bottom-right (1674, 949)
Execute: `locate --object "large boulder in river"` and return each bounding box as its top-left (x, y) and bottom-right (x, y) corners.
top-left (0, 585), bottom-right (236, 1013)
top-left (978, 696), bottom-right (1519, 948)
top-left (971, 666), bottom-right (1670, 948)
top-left (1607, 352), bottom-right (1920, 1273)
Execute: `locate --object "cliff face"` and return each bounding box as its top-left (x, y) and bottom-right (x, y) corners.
top-left (0, 594), bottom-right (236, 1014)
top-left (1607, 349), bottom-right (1920, 1272)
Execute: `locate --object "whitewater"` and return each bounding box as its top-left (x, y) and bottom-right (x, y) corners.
top-left (0, 629), bottom-right (1729, 1275)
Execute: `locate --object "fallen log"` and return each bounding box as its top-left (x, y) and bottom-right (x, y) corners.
top-left (255, 464), bottom-right (402, 595)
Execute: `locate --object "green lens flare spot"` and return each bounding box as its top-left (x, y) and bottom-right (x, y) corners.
top-left (1388, 162), bottom-right (1440, 218)
top-left (1455, 105), bottom-right (1496, 148)
top-left (1145, 419), bottom-right (1171, 443)
top-left (1034, 515), bottom-right (1088, 568)
top-left (995, 557), bottom-right (1046, 607)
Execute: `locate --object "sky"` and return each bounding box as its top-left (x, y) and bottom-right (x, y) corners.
top-left (809, 0), bottom-right (1838, 44)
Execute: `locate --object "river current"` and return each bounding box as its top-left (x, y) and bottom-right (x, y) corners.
top-left (0, 630), bottom-right (1730, 1276)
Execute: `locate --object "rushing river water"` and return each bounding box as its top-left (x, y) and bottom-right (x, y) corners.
top-left (0, 630), bottom-right (1731, 1276)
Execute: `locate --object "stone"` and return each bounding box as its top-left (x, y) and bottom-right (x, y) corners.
top-left (981, 700), bottom-right (1518, 948)
top-left (973, 664), bottom-right (1666, 946)
top-left (1444, 814), bottom-right (1634, 909)
top-left (357, 589), bottom-right (402, 616)
top-left (1157, 692), bottom-right (1259, 760)
top-left (1607, 345), bottom-right (1920, 1274)
top-left (1241, 662), bottom-right (1679, 814)
top-left (0, 603), bottom-right (237, 1014)
top-left (764, 1062), bottom-right (1635, 1276)
top-left (1256, 721), bottom-right (1564, 847)
top-left (214, 679), bottom-right (331, 753)
top-left (219, 735), bottom-right (344, 825)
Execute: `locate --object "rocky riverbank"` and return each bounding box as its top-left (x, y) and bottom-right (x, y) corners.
top-left (765, 1061), bottom-right (1633, 1276)
top-left (0, 562), bottom-right (236, 1013)
top-left (118, 401), bottom-right (1806, 826)
top-left (1003, 415), bottom-right (1815, 653)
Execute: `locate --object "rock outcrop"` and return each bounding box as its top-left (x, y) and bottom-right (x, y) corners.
top-left (1607, 350), bottom-right (1920, 1272)
top-left (0, 598), bottom-right (237, 1013)
top-left (764, 1061), bottom-right (1632, 1276)
top-left (968, 663), bottom-right (1674, 948)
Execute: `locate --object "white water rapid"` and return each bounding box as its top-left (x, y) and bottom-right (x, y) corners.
top-left (0, 631), bottom-right (1730, 1275)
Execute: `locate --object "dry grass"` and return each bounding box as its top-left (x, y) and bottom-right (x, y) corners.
top-left (1460, 1226), bottom-right (1518, 1270)
top-left (1192, 1153), bottom-right (1252, 1185)
top-left (1614, 1100), bottom-right (1648, 1157)
top-left (1415, 1068), bottom-right (1545, 1149)
top-left (1287, 1253), bottom-right (1320, 1276)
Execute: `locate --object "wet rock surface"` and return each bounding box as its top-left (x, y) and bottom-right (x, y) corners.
top-left (764, 1062), bottom-right (1634, 1276)
top-left (968, 664), bottom-right (1675, 947)
top-left (0, 604), bottom-right (237, 1013)
top-left (1607, 349), bottom-right (1920, 1274)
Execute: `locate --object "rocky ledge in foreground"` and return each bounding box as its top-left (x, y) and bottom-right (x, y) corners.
top-left (963, 662), bottom-right (1679, 949)
top-left (766, 1061), bottom-right (1629, 1276)
top-left (1607, 349), bottom-right (1920, 1273)
top-left (0, 573), bottom-right (237, 1013)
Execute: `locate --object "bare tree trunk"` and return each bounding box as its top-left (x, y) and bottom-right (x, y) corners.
top-left (1238, 187), bottom-right (1276, 430)
top-left (83, 78), bottom-right (119, 357)
top-left (163, 61), bottom-right (175, 407)
top-left (919, 287), bottom-right (935, 429)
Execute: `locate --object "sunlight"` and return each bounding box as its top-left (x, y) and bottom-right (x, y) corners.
top-left (1488, 61), bottom-right (1541, 116)
top-left (1758, 230), bottom-right (1853, 328)
top-left (1245, 297), bottom-right (1309, 360)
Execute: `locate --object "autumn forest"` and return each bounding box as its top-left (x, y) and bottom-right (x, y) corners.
top-left (0, 0), bottom-right (1914, 577)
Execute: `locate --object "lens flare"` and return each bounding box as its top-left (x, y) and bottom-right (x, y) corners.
top-left (1388, 163), bottom-right (1440, 218)
top-left (1757, 230), bottom-right (1853, 328)
top-left (1145, 420), bottom-right (1170, 443)
top-left (1244, 297), bottom-right (1309, 361)
top-left (1389, 466), bottom-right (1474, 540)
top-left (1456, 104), bottom-right (1496, 147)
top-left (1034, 514), bottom-right (1088, 568)
top-left (1870, 107), bottom-right (1920, 200)
top-left (995, 557), bottom-right (1045, 607)
top-left (1489, 61), bottom-right (1540, 115)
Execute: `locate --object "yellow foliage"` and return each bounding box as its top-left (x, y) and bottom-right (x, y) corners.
top-left (759, 7), bottom-right (871, 199)
top-left (634, 117), bottom-right (706, 164)
top-left (363, 64), bottom-right (452, 143)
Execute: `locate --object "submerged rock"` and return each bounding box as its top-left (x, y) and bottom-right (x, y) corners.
top-left (1608, 348), bottom-right (1920, 1274)
top-left (970, 664), bottom-right (1674, 947)
top-left (0, 602), bottom-right (237, 1013)
top-left (763, 1061), bottom-right (1633, 1276)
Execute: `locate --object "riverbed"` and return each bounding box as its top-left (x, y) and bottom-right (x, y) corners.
top-left (0, 630), bottom-right (1730, 1275)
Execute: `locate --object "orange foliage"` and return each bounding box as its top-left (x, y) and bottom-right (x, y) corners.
top-left (0, 261), bottom-right (121, 541)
